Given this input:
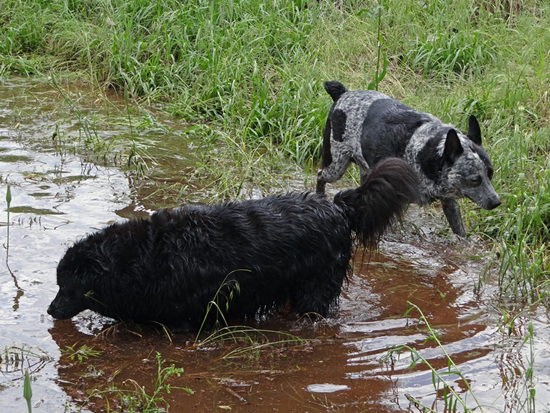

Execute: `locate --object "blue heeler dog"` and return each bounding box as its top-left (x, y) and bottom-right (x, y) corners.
top-left (316, 81), bottom-right (501, 237)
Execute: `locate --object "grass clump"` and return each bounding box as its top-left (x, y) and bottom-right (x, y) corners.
top-left (83, 352), bottom-right (192, 413)
top-left (63, 344), bottom-right (103, 363)
top-left (197, 326), bottom-right (305, 360)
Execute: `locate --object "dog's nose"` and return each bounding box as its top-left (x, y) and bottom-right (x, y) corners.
top-left (487, 197), bottom-right (501, 210)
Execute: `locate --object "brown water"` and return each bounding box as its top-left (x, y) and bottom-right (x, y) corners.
top-left (1, 78), bottom-right (549, 412)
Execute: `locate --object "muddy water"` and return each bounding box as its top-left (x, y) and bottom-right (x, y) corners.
top-left (1, 78), bottom-right (549, 412)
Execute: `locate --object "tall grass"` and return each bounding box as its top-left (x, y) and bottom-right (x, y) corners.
top-left (0, 0), bottom-right (549, 300)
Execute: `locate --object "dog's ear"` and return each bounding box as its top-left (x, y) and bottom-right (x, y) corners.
top-left (443, 129), bottom-right (463, 163)
top-left (467, 115), bottom-right (482, 145)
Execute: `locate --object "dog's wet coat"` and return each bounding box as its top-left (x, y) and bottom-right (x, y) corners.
top-left (48, 158), bottom-right (418, 332)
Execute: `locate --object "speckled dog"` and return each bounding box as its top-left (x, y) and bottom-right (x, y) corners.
top-left (316, 81), bottom-right (500, 237)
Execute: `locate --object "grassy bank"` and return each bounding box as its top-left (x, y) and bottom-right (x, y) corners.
top-left (1, 0), bottom-right (548, 300)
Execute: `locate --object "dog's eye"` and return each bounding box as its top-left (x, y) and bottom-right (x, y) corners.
top-left (60, 286), bottom-right (78, 299)
top-left (487, 168), bottom-right (494, 180)
top-left (470, 175), bottom-right (482, 185)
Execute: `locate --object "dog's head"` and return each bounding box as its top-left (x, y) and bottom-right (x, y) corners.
top-left (441, 116), bottom-right (501, 210)
top-left (47, 244), bottom-right (97, 320)
top-left (47, 288), bottom-right (89, 320)
top-left (47, 280), bottom-right (90, 320)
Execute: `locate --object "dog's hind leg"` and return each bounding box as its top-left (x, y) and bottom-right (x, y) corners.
top-left (441, 198), bottom-right (466, 237)
top-left (355, 156), bottom-right (371, 186)
top-left (316, 152), bottom-right (353, 194)
top-left (316, 145), bottom-right (371, 193)
top-left (290, 266), bottom-right (346, 317)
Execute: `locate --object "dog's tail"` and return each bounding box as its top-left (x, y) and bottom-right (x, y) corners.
top-left (324, 81), bottom-right (348, 102)
top-left (334, 158), bottom-right (419, 249)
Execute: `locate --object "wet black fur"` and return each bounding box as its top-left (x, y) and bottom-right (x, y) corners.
top-left (48, 159), bottom-right (418, 332)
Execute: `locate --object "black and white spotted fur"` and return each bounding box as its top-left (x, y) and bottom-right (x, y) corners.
top-left (316, 81), bottom-right (501, 237)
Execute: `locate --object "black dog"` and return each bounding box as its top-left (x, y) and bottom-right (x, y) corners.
top-left (317, 81), bottom-right (500, 237)
top-left (48, 158), bottom-right (417, 332)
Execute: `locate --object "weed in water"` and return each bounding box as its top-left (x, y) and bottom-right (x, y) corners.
top-left (496, 306), bottom-right (539, 412)
top-left (194, 270), bottom-right (244, 342)
top-left (1, 345), bottom-right (52, 375)
top-left (192, 271), bottom-right (305, 359)
top-left (382, 302), bottom-right (482, 412)
top-left (23, 369), bottom-right (32, 413)
top-left (197, 326), bottom-right (304, 360)
top-left (87, 352), bottom-right (192, 412)
top-left (5, 183), bottom-right (10, 250)
top-left (49, 73), bottom-right (150, 174)
top-left (63, 344), bottom-right (102, 363)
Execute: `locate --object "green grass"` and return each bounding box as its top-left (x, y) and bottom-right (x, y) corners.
top-left (1, 0), bottom-right (549, 383)
top-left (81, 352), bottom-right (192, 413)
top-left (197, 326), bottom-right (305, 360)
top-left (62, 344), bottom-right (103, 363)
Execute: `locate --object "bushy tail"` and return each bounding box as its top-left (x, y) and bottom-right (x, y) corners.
top-left (333, 158), bottom-right (419, 248)
top-left (324, 81), bottom-right (348, 102)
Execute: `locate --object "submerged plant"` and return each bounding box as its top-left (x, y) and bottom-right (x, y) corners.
top-left (63, 344), bottom-right (102, 363)
top-left (87, 352), bottom-right (192, 412)
top-left (382, 302), bottom-right (482, 412)
top-left (23, 369), bottom-right (32, 413)
top-left (5, 183), bottom-right (10, 250)
top-left (194, 270), bottom-right (244, 342)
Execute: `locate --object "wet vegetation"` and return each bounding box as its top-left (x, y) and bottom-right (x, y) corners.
top-left (1, 0), bottom-right (549, 411)
top-left (2, 0), bottom-right (547, 296)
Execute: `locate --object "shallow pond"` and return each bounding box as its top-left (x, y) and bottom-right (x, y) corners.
top-left (1, 77), bottom-right (549, 412)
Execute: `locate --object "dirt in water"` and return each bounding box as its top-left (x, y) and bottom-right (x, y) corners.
top-left (1, 78), bottom-right (549, 412)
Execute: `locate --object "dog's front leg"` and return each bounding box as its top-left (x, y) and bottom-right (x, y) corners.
top-left (316, 171), bottom-right (327, 194)
top-left (441, 198), bottom-right (466, 237)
